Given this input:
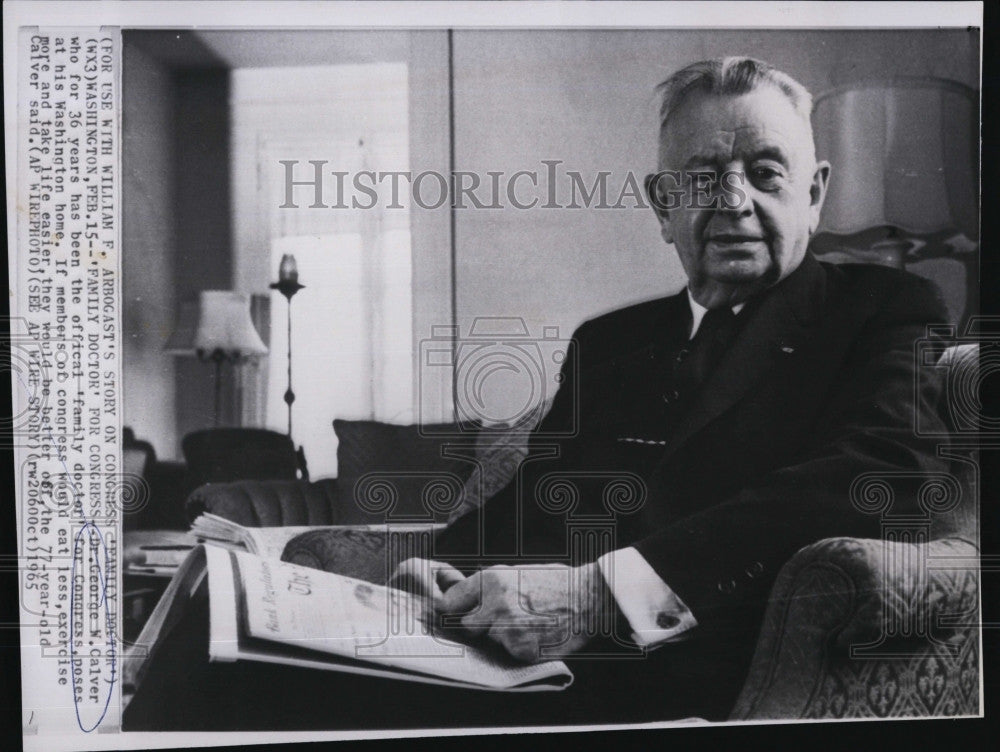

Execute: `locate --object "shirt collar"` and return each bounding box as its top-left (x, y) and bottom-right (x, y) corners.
top-left (686, 288), bottom-right (745, 339)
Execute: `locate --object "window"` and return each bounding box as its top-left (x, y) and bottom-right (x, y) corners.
top-left (231, 63), bottom-right (412, 478)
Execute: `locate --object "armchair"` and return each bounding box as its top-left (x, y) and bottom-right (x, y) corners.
top-left (731, 536), bottom-right (979, 719)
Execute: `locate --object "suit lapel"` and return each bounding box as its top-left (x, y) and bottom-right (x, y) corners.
top-left (657, 252), bottom-right (827, 460)
top-left (586, 292), bottom-right (691, 381)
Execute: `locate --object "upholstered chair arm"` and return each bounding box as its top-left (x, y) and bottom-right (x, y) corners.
top-left (185, 479), bottom-right (341, 527)
top-left (730, 536), bottom-right (979, 720)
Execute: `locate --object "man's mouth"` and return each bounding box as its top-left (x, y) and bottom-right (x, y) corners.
top-left (707, 233), bottom-right (765, 244)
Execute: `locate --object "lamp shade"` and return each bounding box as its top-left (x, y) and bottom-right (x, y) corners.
top-left (165, 290), bottom-right (268, 358)
top-left (813, 78), bottom-right (977, 240)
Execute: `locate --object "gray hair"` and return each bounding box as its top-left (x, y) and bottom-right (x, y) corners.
top-left (657, 56), bottom-right (814, 132)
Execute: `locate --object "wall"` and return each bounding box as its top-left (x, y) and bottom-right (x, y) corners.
top-left (408, 31), bottom-right (453, 425)
top-left (172, 69), bottom-right (234, 445)
top-left (450, 28), bottom-right (978, 419)
top-left (123, 34), bottom-right (235, 459)
top-left (121, 44), bottom-right (178, 459)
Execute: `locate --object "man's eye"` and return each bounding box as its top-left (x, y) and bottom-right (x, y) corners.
top-left (750, 166), bottom-right (783, 185)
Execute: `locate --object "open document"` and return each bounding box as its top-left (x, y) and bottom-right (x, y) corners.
top-left (190, 513), bottom-right (445, 560)
top-left (205, 545), bottom-right (574, 691)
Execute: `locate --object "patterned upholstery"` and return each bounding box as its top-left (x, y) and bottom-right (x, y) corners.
top-left (730, 537), bottom-right (980, 719)
top-left (446, 424), bottom-right (531, 524)
top-left (281, 527), bottom-right (404, 585)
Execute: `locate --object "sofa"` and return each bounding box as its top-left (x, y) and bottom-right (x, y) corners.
top-left (185, 350), bottom-right (981, 721)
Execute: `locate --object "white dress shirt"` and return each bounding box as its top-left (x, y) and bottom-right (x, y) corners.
top-left (596, 290), bottom-right (744, 647)
top-left (687, 289), bottom-right (745, 338)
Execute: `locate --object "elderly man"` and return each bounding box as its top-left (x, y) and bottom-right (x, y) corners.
top-left (395, 56), bottom-right (954, 718)
top-left (125, 57), bottom-right (957, 729)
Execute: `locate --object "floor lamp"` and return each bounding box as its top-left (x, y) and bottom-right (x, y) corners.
top-left (270, 254), bottom-right (309, 478)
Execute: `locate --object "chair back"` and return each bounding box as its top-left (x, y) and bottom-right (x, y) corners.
top-left (182, 428), bottom-right (299, 487)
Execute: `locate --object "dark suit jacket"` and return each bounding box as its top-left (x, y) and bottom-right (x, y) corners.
top-left (438, 251), bottom-right (960, 643)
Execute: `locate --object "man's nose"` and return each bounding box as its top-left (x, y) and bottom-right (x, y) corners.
top-left (715, 170), bottom-right (752, 216)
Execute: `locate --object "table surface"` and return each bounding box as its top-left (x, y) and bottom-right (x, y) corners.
top-left (124, 529), bottom-right (199, 577)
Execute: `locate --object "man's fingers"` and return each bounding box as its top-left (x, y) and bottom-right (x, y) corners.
top-left (440, 572), bottom-right (483, 614)
top-left (434, 563), bottom-right (466, 593)
top-left (387, 558), bottom-right (437, 598)
top-left (489, 624), bottom-right (539, 663)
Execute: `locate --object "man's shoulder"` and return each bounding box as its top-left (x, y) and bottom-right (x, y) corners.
top-left (821, 261), bottom-right (948, 321)
top-left (572, 293), bottom-right (683, 350)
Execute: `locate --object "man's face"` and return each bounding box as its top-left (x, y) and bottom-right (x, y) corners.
top-left (653, 86), bottom-right (829, 306)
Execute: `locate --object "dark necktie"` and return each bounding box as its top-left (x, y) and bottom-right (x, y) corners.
top-left (673, 306), bottom-right (738, 396)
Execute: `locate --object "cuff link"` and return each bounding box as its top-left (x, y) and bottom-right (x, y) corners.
top-left (745, 561), bottom-right (765, 578)
top-left (656, 612), bottom-right (681, 629)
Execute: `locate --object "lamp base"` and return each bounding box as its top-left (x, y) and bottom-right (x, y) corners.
top-left (196, 349), bottom-right (245, 428)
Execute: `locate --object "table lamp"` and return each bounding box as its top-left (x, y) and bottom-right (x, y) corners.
top-left (165, 290), bottom-right (268, 427)
top-left (811, 77), bottom-right (978, 324)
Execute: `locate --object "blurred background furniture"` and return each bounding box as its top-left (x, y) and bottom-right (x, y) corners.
top-left (182, 427), bottom-right (308, 488)
top-left (166, 290), bottom-right (269, 427)
top-left (123, 427), bottom-right (193, 530)
top-left (123, 425), bottom-right (309, 530)
top-left (122, 427), bottom-right (156, 531)
top-left (122, 529), bottom-right (198, 645)
top-left (184, 418), bottom-right (523, 527)
top-left (811, 77), bottom-right (978, 329)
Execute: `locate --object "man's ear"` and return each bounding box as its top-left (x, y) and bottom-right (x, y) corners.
top-left (808, 160), bottom-right (831, 234)
top-left (644, 173), bottom-right (674, 244)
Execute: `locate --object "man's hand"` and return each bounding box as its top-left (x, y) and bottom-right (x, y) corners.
top-left (439, 563), bottom-right (609, 662)
top-left (388, 557), bottom-right (466, 610)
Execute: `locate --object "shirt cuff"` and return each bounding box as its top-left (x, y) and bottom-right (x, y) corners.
top-left (597, 547), bottom-right (698, 647)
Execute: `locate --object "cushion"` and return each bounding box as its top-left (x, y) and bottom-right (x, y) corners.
top-left (333, 419), bottom-right (479, 524)
top-left (186, 478), bottom-right (340, 527)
